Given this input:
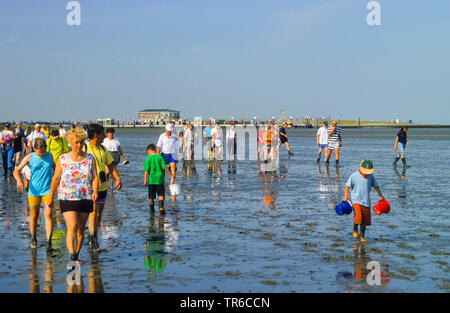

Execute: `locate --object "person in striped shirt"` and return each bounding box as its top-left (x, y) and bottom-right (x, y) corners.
top-left (325, 120), bottom-right (342, 165)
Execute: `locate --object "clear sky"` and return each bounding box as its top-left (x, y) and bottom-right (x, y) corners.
top-left (0, 0), bottom-right (449, 123)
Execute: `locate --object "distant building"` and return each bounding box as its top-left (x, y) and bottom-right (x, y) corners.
top-left (137, 109), bottom-right (180, 122)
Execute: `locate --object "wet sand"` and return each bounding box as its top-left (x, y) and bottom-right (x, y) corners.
top-left (0, 128), bottom-right (449, 292)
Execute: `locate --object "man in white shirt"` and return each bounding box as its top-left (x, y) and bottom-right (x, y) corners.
top-left (27, 124), bottom-right (47, 152)
top-left (211, 121), bottom-right (223, 160)
top-left (157, 124), bottom-right (178, 180)
top-left (316, 121), bottom-right (328, 163)
top-left (58, 124), bottom-right (67, 138)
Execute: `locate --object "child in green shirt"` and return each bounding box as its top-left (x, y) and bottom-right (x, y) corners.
top-left (143, 144), bottom-right (174, 214)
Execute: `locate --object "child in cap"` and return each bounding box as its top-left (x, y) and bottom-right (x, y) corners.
top-left (143, 144), bottom-right (174, 214)
top-left (343, 159), bottom-right (385, 242)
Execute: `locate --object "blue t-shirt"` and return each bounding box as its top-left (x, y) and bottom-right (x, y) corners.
top-left (346, 171), bottom-right (379, 207)
top-left (203, 127), bottom-right (212, 139)
top-left (28, 152), bottom-right (53, 197)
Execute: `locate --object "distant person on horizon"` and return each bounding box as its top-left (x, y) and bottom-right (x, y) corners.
top-left (203, 122), bottom-right (213, 161)
top-left (325, 120), bottom-right (342, 165)
top-left (226, 124), bottom-right (238, 161)
top-left (211, 121), bottom-right (224, 161)
top-left (393, 126), bottom-right (410, 168)
top-left (316, 121), bottom-right (329, 163)
top-left (256, 122), bottom-right (265, 160)
top-left (58, 124), bottom-right (67, 138)
top-left (102, 128), bottom-right (129, 189)
top-left (276, 122), bottom-right (293, 156)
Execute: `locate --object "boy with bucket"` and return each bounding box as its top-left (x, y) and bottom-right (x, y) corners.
top-left (143, 144), bottom-right (174, 214)
top-left (343, 159), bottom-right (385, 242)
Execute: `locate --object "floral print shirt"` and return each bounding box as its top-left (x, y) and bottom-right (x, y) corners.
top-left (58, 153), bottom-right (94, 201)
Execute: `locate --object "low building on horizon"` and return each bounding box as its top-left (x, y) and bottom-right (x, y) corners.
top-left (137, 108), bottom-right (180, 123)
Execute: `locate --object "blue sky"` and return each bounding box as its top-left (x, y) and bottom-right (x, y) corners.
top-left (0, 0), bottom-right (449, 123)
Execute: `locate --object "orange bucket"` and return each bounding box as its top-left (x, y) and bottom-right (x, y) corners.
top-left (373, 199), bottom-right (390, 215)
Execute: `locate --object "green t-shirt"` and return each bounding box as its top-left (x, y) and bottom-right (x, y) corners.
top-left (142, 154), bottom-right (167, 185)
top-left (46, 137), bottom-right (69, 162)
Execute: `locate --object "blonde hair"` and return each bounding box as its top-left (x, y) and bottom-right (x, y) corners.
top-left (66, 128), bottom-right (87, 143)
top-left (34, 138), bottom-right (47, 150)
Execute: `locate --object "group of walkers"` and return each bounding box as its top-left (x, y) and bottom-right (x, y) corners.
top-left (2, 123), bottom-right (128, 262)
top-left (1, 119), bottom-right (412, 261)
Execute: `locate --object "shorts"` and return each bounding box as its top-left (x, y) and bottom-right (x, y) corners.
top-left (319, 144), bottom-right (328, 149)
top-left (280, 137), bottom-right (288, 144)
top-left (327, 141), bottom-right (340, 150)
top-left (110, 151), bottom-right (121, 166)
top-left (353, 203), bottom-right (371, 226)
top-left (28, 194), bottom-right (51, 207)
top-left (397, 143), bottom-right (406, 155)
top-left (161, 153), bottom-right (177, 164)
top-left (148, 184), bottom-right (165, 199)
top-left (96, 190), bottom-right (108, 204)
top-left (60, 199), bottom-right (93, 214)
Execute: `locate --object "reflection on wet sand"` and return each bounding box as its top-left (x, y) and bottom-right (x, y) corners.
top-left (393, 166), bottom-right (408, 208)
top-left (88, 254), bottom-right (105, 293)
top-left (145, 213), bottom-right (167, 275)
top-left (337, 244), bottom-right (390, 292)
top-left (257, 161), bottom-right (278, 209)
top-left (317, 163), bottom-right (341, 208)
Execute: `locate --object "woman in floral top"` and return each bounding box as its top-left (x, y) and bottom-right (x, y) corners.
top-left (47, 128), bottom-right (98, 262)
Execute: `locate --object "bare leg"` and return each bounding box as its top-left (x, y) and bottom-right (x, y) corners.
top-left (76, 213), bottom-right (89, 254)
top-left (63, 211), bottom-right (79, 255)
top-left (43, 202), bottom-right (54, 242)
top-left (29, 205), bottom-right (40, 247)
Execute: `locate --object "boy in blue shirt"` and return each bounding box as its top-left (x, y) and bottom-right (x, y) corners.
top-left (343, 159), bottom-right (385, 242)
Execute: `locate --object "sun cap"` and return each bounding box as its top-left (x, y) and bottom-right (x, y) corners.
top-left (4, 122), bottom-right (11, 128)
top-left (323, 121), bottom-right (328, 126)
top-left (165, 124), bottom-right (174, 132)
top-left (360, 159), bottom-right (374, 175)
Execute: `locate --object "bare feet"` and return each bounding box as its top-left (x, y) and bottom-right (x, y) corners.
top-left (360, 237), bottom-right (366, 242)
top-left (352, 232), bottom-right (359, 239)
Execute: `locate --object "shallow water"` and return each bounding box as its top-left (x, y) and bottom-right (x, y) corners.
top-left (0, 128), bottom-right (449, 293)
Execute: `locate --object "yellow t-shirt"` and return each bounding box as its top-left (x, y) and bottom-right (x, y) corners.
top-left (85, 142), bottom-right (114, 192)
top-left (42, 128), bottom-right (50, 139)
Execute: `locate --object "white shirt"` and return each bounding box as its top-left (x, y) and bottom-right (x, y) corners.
top-left (27, 130), bottom-right (47, 148)
top-left (157, 133), bottom-right (178, 155)
top-left (184, 129), bottom-right (193, 144)
top-left (317, 127), bottom-right (328, 145)
top-left (211, 127), bottom-right (223, 146)
top-left (102, 138), bottom-right (121, 152)
top-left (226, 128), bottom-right (236, 140)
top-left (59, 128), bottom-right (66, 137)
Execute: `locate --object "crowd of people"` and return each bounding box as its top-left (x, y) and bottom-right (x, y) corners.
top-left (0, 120), bottom-right (412, 261)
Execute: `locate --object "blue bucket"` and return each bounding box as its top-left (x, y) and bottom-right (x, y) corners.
top-left (335, 201), bottom-right (352, 215)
